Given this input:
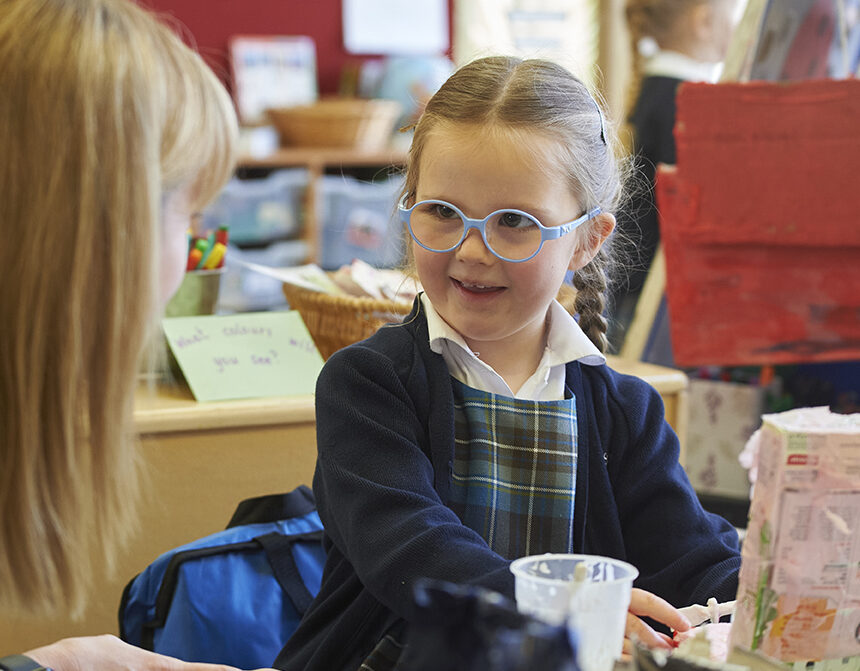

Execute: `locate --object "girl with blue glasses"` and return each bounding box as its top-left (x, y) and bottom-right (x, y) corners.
top-left (276, 56), bottom-right (740, 671)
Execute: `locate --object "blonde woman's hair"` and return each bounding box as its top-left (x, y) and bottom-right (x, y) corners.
top-left (0, 0), bottom-right (237, 617)
top-left (403, 56), bottom-right (625, 352)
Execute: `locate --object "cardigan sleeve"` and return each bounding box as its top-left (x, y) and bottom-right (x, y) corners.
top-left (312, 341), bottom-right (515, 620)
top-left (596, 368), bottom-right (741, 608)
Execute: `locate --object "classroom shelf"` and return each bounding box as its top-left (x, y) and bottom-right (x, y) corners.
top-left (237, 146), bottom-right (408, 265)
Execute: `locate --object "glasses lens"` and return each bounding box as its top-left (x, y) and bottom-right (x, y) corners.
top-left (486, 211), bottom-right (541, 260)
top-left (409, 201), bottom-right (465, 251)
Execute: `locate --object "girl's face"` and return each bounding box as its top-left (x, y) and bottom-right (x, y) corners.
top-left (411, 124), bottom-right (601, 357)
top-left (699, 0), bottom-right (742, 62)
top-left (159, 186), bottom-right (194, 307)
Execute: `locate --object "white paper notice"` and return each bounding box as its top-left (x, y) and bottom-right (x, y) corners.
top-left (342, 0), bottom-right (449, 55)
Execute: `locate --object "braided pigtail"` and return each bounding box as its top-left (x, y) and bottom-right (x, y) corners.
top-left (624, 0), bottom-right (651, 122)
top-left (573, 246), bottom-right (612, 353)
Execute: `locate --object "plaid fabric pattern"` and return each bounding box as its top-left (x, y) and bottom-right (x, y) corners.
top-left (448, 377), bottom-right (578, 559)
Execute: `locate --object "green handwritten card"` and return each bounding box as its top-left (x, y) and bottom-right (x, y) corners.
top-left (162, 311), bottom-right (324, 402)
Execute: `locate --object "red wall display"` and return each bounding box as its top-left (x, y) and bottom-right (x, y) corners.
top-left (657, 79), bottom-right (860, 367)
top-left (140, 0), bottom-right (453, 95)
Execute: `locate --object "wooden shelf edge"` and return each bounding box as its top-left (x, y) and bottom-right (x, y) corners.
top-left (238, 146), bottom-right (408, 169)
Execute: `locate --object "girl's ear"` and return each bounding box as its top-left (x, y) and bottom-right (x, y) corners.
top-left (568, 212), bottom-right (615, 271)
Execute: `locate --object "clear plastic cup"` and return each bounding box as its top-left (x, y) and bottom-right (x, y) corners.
top-left (510, 553), bottom-right (638, 671)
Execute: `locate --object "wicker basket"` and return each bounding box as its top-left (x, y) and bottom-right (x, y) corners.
top-left (283, 280), bottom-right (579, 360)
top-left (282, 282), bottom-right (412, 359)
top-left (267, 98), bottom-right (402, 151)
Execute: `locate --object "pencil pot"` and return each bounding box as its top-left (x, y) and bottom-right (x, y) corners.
top-left (154, 269), bottom-right (224, 383)
top-left (165, 269), bottom-right (224, 318)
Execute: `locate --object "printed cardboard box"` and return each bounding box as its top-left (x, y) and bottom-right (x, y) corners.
top-left (730, 407), bottom-right (860, 663)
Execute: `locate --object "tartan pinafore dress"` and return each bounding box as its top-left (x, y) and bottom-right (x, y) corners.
top-left (447, 377), bottom-right (579, 558)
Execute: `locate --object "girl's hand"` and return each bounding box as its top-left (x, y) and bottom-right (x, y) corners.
top-left (26, 634), bottom-right (277, 671)
top-left (622, 588), bottom-right (692, 654)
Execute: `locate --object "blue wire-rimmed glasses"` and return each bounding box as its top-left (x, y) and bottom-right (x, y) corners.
top-left (398, 195), bottom-right (601, 263)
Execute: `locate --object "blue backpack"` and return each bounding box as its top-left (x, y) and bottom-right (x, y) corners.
top-left (119, 486), bottom-right (325, 668)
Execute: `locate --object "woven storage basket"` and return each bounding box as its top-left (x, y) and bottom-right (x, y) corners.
top-left (267, 98), bottom-right (402, 151)
top-left (283, 280), bottom-right (579, 360)
top-left (282, 282), bottom-right (412, 359)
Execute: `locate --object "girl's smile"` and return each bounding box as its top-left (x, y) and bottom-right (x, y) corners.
top-left (452, 276), bottom-right (505, 296)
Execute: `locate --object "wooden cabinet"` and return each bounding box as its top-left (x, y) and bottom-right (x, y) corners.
top-left (237, 146), bottom-right (407, 265)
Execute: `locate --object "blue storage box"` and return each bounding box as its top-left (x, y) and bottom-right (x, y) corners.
top-left (203, 169), bottom-right (308, 246)
top-left (217, 241), bottom-right (309, 313)
top-left (316, 175), bottom-right (405, 270)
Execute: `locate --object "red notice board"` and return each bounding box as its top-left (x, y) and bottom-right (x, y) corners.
top-left (657, 79), bottom-right (860, 367)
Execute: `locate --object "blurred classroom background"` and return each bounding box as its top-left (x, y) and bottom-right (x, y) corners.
top-left (153, 0), bottom-right (860, 525)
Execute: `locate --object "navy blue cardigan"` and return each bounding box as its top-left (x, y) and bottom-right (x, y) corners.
top-left (275, 300), bottom-right (740, 671)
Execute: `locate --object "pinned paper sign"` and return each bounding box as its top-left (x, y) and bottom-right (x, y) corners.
top-left (162, 311), bottom-right (324, 402)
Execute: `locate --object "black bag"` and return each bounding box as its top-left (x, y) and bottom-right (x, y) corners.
top-left (397, 580), bottom-right (580, 671)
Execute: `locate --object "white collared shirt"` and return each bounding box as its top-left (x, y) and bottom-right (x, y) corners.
top-left (421, 293), bottom-right (605, 401)
top-left (644, 49), bottom-right (721, 83)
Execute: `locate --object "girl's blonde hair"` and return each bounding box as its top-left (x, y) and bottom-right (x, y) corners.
top-left (403, 56), bottom-right (624, 352)
top-left (0, 0), bottom-right (237, 617)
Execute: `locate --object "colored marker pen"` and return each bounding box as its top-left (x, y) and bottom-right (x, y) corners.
top-left (203, 242), bottom-right (226, 270)
top-left (195, 232), bottom-right (216, 270)
top-left (186, 247), bottom-right (203, 271)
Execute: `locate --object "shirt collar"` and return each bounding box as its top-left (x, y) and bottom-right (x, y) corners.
top-left (644, 49), bottom-right (721, 83)
top-left (421, 292), bottom-right (605, 367)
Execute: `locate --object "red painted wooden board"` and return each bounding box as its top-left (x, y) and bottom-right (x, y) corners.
top-left (657, 80), bottom-right (860, 366)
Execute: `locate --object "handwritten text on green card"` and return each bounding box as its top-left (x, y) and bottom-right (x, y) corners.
top-left (162, 311), bottom-right (324, 402)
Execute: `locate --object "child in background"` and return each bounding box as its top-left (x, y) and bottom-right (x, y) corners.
top-left (276, 56), bottom-right (740, 671)
top-left (609, 0), bottom-right (739, 350)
